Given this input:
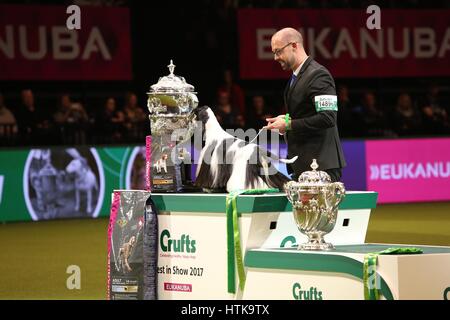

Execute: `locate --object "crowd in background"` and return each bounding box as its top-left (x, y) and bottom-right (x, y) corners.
top-left (1, 76), bottom-right (448, 146)
top-left (0, 90), bottom-right (148, 146)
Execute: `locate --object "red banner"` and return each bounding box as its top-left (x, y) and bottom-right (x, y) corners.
top-left (0, 5), bottom-right (132, 80)
top-left (238, 9), bottom-right (450, 79)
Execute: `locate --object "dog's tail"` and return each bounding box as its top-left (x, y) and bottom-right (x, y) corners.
top-left (245, 161), bottom-right (290, 190)
top-left (258, 147), bottom-right (298, 165)
top-left (279, 155), bottom-right (298, 164)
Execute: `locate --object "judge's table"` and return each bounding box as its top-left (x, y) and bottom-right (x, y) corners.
top-left (149, 191), bottom-right (409, 299)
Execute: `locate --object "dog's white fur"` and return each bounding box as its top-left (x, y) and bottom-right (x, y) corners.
top-left (196, 108), bottom-right (294, 192)
top-left (66, 158), bottom-right (98, 213)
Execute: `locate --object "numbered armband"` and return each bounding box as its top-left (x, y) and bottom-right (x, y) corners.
top-left (314, 95), bottom-right (338, 112)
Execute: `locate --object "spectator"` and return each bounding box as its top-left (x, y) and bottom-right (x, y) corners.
top-left (353, 91), bottom-right (392, 137)
top-left (217, 69), bottom-right (246, 119)
top-left (123, 92), bottom-right (147, 141)
top-left (0, 93), bottom-right (18, 142)
top-left (96, 97), bottom-right (125, 143)
top-left (14, 89), bottom-right (52, 145)
top-left (53, 94), bottom-right (88, 125)
top-left (123, 92), bottom-right (146, 124)
top-left (236, 114), bottom-right (245, 129)
top-left (392, 93), bottom-right (422, 136)
top-left (336, 85), bottom-right (355, 137)
top-left (214, 90), bottom-right (242, 129)
top-left (53, 94), bottom-right (89, 144)
top-left (246, 95), bottom-right (273, 130)
top-left (420, 84), bottom-right (449, 134)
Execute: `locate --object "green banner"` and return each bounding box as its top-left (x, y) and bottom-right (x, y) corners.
top-left (0, 145), bottom-right (147, 222)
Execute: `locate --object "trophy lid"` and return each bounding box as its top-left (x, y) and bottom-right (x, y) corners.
top-left (297, 159), bottom-right (331, 186)
top-left (148, 60), bottom-right (195, 94)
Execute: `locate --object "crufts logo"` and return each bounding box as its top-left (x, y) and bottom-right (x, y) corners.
top-left (292, 283), bottom-right (323, 300)
top-left (160, 229), bottom-right (196, 253)
top-left (280, 236), bottom-right (297, 248)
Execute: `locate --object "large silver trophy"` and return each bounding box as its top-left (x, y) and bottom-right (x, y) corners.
top-left (147, 60), bottom-right (198, 192)
top-left (284, 159), bottom-right (346, 250)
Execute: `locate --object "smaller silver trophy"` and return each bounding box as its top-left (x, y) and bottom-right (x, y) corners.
top-left (284, 159), bottom-right (346, 250)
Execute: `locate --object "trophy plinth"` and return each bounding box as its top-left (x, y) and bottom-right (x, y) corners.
top-left (284, 159), bottom-right (346, 251)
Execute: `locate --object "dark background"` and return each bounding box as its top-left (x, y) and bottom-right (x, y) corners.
top-left (1, 0), bottom-right (449, 146)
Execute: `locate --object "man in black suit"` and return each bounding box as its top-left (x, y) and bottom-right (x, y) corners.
top-left (264, 28), bottom-right (346, 182)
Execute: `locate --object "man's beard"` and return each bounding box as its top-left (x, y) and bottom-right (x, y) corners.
top-left (279, 59), bottom-right (293, 71)
top-left (279, 61), bottom-right (288, 70)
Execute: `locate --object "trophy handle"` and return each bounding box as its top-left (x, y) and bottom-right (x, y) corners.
top-left (284, 181), bottom-right (298, 205)
top-left (329, 182), bottom-right (345, 212)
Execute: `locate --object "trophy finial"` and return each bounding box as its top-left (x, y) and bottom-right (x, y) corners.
top-left (168, 59), bottom-right (176, 75)
top-left (311, 159), bottom-right (319, 171)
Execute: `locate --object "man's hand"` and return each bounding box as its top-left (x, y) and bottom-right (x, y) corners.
top-left (264, 115), bottom-right (287, 134)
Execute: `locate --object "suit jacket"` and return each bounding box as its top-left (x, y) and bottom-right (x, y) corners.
top-left (284, 57), bottom-right (346, 177)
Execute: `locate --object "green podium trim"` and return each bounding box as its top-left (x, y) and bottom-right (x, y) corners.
top-left (333, 244), bottom-right (450, 254)
top-left (245, 249), bottom-right (394, 300)
top-left (151, 192), bottom-right (378, 213)
top-left (363, 247), bottom-right (422, 300)
top-left (225, 189), bottom-right (279, 294)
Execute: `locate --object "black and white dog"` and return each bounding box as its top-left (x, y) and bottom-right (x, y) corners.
top-left (193, 106), bottom-right (297, 192)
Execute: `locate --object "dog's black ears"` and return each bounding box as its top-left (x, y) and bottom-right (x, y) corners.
top-left (194, 105), bottom-right (209, 113)
top-left (194, 105), bottom-right (210, 123)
